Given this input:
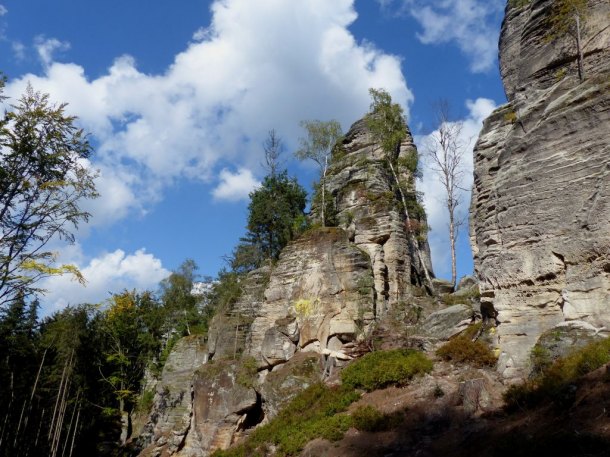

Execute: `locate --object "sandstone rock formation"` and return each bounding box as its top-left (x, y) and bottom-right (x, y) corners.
top-left (470, 0), bottom-right (610, 378)
top-left (138, 117), bottom-right (434, 456)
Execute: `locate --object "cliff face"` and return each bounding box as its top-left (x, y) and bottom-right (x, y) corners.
top-left (471, 0), bottom-right (610, 378)
top-left (138, 118), bottom-right (433, 456)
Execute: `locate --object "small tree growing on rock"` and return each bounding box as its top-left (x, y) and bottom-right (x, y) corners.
top-left (548, 0), bottom-right (589, 82)
top-left (295, 120), bottom-right (343, 227)
top-left (365, 88), bottom-right (435, 293)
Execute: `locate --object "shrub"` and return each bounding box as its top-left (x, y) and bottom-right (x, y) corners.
top-left (341, 349), bottom-right (433, 391)
top-left (351, 405), bottom-right (400, 432)
top-left (436, 325), bottom-right (497, 368)
top-left (504, 336), bottom-right (610, 411)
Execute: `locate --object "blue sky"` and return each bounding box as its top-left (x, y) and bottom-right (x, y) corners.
top-left (0, 0), bottom-right (507, 314)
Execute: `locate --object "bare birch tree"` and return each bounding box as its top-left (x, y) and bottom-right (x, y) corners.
top-left (424, 101), bottom-right (467, 290)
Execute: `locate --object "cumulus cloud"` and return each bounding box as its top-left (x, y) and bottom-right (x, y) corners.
top-left (39, 247), bottom-right (170, 315)
top-left (417, 97), bottom-right (497, 277)
top-left (34, 36), bottom-right (70, 67)
top-left (5, 0), bottom-right (412, 227)
top-left (379, 0), bottom-right (504, 73)
top-left (213, 168), bottom-right (260, 202)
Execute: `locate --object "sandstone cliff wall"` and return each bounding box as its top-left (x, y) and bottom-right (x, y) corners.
top-left (471, 0), bottom-right (610, 378)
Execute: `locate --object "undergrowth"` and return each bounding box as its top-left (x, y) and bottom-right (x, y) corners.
top-left (212, 349), bottom-right (432, 456)
top-left (436, 324), bottom-right (497, 367)
top-left (341, 349), bottom-right (433, 391)
top-left (504, 336), bottom-right (610, 411)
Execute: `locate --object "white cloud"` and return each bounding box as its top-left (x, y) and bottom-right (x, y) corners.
top-left (384, 0), bottom-right (504, 73)
top-left (11, 41), bottom-right (26, 61)
top-left (0, 5), bottom-right (7, 16)
top-left (213, 168), bottom-right (260, 202)
top-left (34, 36), bottom-right (70, 67)
top-left (39, 247), bottom-right (170, 315)
top-left (417, 97), bottom-right (497, 278)
top-left (5, 0), bottom-right (412, 226)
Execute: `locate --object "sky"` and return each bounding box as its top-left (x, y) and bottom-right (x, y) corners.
top-left (0, 0), bottom-right (507, 315)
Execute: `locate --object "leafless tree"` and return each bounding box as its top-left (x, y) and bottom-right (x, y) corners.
top-left (424, 101), bottom-right (467, 290)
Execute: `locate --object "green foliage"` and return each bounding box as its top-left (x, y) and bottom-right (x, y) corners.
top-left (356, 275), bottom-right (375, 297)
top-left (159, 259), bottom-right (210, 337)
top-left (236, 356), bottom-right (258, 388)
top-left (0, 82), bottom-right (98, 307)
top-left (137, 389), bottom-right (155, 413)
top-left (439, 287), bottom-right (480, 306)
top-left (341, 349), bottom-right (433, 391)
top-left (504, 336), bottom-right (610, 411)
top-left (365, 88), bottom-right (407, 156)
top-left (212, 383), bottom-right (359, 457)
top-left (245, 170), bottom-right (307, 262)
top-left (351, 405), bottom-right (401, 432)
top-left (436, 324), bottom-right (497, 367)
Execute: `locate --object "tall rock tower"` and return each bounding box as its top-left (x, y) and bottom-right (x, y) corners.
top-left (470, 0), bottom-right (610, 378)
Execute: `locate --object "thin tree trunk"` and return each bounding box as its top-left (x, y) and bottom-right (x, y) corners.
top-left (15, 347), bottom-right (48, 448)
top-left (448, 209), bottom-right (457, 289)
top-left (387, 160), bottom-right (435, 293)
top-left (61, 391), bottom-right (80, 457)
top-left (34, 408), bottom-right (45, 449)
top-left (49, 355), bottom-right (69, 440)
top-left (321, 157), bottom-right (328, 227)
top-left (575, 14), bottom-right (585, 81)
top-left (68, 407), bottom-right (80, 457)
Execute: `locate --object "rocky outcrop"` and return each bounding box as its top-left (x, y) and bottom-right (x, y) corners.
top-left (248, 227), bottom-right (374, 368)
top-left (470, 0), bottom-right (610, 378)
top-left (323, 120), bottom-right (434, 313)
top-left (138, 116), bottom-right (435, 456)
top-left (138, 336), bottom-right (208, 456)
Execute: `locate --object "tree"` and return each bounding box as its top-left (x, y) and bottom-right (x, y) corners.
top-left (0, 81), bottom-right (98, 308)
top-left (245, 171), bottom-right (307, 262)
top-left (424, 101), bottom-right (467, 290)
top-left (159, 259), bottom-right (204, 336)
top-left (295, 120), bottom-right (343, 227)
top-left (365, 88), bottom-right (435, 292)
top-left (548, 0), bottom-right (589, 82)
top-left (262, 129), bottom-right (284, 177)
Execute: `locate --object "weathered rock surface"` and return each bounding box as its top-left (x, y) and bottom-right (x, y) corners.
top-left (471, 0), bottom-right (610, 378)
top-left (138, 336), bottom-right (208, 456)
top-left (248, 227), bottom-right (374, 367)
top-left (420, 304), bottom-right (474, 340)
top-left (321, 119), bottom-right (434, 312)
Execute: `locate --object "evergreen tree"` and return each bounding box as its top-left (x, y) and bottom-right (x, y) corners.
top-left (245, 170), bottom-right (307, 262)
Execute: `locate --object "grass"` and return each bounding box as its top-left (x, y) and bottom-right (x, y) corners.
top-left (504, 336), bottom-right (610, 411)
top-left (351, 405), bottom-right (402, 432)
top-left (436, 324), bottom-right (497, 368)
top-left (341, 349), bottom-right (433, 392)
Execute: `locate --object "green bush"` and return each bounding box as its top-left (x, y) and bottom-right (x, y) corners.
top-left (504, 336), bottom-right (610, 411)
top-left (436, 325), bottom-right (497, 368)
top-left (341, 349), bottom-right (433, 391)
top-left (351, 405), bottom-right (400, 432)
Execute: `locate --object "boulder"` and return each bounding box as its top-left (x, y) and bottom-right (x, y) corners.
top-left (420, 304), bottom-right (474, 340)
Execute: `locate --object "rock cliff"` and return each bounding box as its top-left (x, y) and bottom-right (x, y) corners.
top-left (137, 118), bottom-right (434, 456)
top-left (470, 0), bottom-right (610, 378)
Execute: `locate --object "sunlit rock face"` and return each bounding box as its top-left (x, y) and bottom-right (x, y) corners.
top-left (470, 0), bottom-right (610, 378)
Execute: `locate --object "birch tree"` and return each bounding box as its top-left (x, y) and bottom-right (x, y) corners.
top-left (424, 101), bottom-right (467, 290)
top-left (295, 120), bottom-right (343, 227)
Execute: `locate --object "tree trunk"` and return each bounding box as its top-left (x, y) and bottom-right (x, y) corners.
top-left (575, 14), bottom-right (585, 81)
top-left (387, 160), bottom-right (435, 294)
top-left (448, 206), bottom-right (457, 289)
top-left (321, 157), bottom-right (328, 227)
